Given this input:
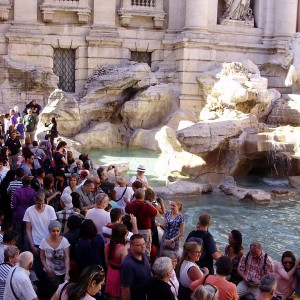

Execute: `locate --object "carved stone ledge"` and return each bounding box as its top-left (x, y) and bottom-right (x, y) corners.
top-left (118, 5), bottom-right (166, 29)
top-left (40, 0), bottom-right (91, 24)
top-left (0, 0), bottom-right (12, 21)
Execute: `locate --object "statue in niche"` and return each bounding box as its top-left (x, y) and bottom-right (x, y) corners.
top-left (223, 0), bottom-right (253, 21)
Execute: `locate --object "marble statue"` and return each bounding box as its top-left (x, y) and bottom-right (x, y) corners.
top-left (260, 33), bottom-right (300, 94)
top-left (223, 0), bottom-right (252, 21)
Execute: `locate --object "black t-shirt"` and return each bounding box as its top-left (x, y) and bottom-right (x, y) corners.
top-left (5, 138), bottom-right (21, 156)
top-left (185, 230), bottom-right (218, 274)
top-left (146, 278), bottom-right (175, 300)
top-left (53, 152), bottom-right (65, 169)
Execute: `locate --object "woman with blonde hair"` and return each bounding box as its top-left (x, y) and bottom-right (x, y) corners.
top-left (191, 284), bottom-right (219, 300)
top-left (177, 241), bottom-right (209, 300)
top-left (114, 177), bottom-right (134, 213)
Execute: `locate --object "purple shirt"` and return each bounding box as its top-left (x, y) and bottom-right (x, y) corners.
top-left (12, 186), bottom-right (36, 223)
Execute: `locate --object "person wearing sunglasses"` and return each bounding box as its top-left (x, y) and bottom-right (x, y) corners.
top-left (274, 251), bottom-right (300, 300)
top-left (51, 264), bottom-right (105, 300)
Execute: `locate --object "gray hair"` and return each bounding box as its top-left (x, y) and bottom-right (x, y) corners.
top-left (152, 257), bottom-right (173, 280)
top-left (160, 250), bottom-right (178, 260)
top-left (4, 246), bottom-right (19, 263)
top-left (35, 190), bottom-right (45, 202)
top-left (18, 251), bottom-right (33, 269)
top-left (191, 284), bottom-right (219, 300)
top-left (259, 274), bottom-right (277, 293)
top-left (95, 193), bottom-right (109, 205)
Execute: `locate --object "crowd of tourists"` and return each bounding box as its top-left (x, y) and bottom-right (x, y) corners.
top-left (0, 108), bottom-right (299, 300)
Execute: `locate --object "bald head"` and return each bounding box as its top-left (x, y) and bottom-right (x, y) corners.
top-left (18, 251), bottom-right (33, 269)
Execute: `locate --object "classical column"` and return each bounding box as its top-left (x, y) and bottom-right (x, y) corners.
top-left (184, 0), bottom-right (208, 31)
top-left (262, 0), bottom-right (275, 44)
top-left (274, 0), bottom-right (298, 39)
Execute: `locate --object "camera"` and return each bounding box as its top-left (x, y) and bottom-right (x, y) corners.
top-left (156, 197), bottom-right (163, 204)
top-left (122, 213), bottom-right (131, 222)
top-left (111, 165), bottom-right (115, 169)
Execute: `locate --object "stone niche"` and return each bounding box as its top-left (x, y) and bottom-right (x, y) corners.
top-left (40, 0), bottom-right (92, 24)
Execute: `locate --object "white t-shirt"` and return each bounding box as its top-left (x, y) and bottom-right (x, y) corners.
top-left (114, 186), bottom-right (134, 213)
top-left (0, 167), bottom-right (9, 183)
top-left (39, 237), bottom-right (70, 276)
top-left (62, 185), bottom-right (78, 196)
top-left (85, 208), bottom-right (111, 236)
top-left (130, 175), bottom-right (148, 184)
top-left (23, 205), bottom-right (57, 245)
top-left (4, 266), bottom-right (37, 300)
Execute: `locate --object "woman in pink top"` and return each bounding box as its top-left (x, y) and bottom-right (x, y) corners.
top-left (274, 251), bottom-right (300, 300)
top-left (105, 223), bottom-right (128, 300)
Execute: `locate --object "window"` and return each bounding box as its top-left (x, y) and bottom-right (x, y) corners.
top-left (131, 51), bottom-right (152, 66)
top-left (53, 49), bottom-right (76, 93)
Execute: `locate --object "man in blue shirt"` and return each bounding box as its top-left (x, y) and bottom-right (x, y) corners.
top-left (121, 234), bottom-right (151, 300)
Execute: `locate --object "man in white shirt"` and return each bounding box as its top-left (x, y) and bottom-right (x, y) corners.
top-left (4, 251), bottom-right (38, 300)
top-left (85, 193), bottom-right (111, 236)
top-left (23, 191), bottom-right (57, 281)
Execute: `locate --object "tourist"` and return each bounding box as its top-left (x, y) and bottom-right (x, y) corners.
top-left (31, 167), bottom-right (45, 191)
top-left (186, 212), bottom-right (222, 274)
top-left (191, 256), bottom-right (238, 300)
top-left (237, 241), bottom-right (274, 299)
top-left (54, 169), bottom-right (68, 194)
top-left (5, 130), bottom-right (21, 169)
top-left (3, 114), bottom-right (10, 140)
top-left (15, 117), bottom-right (25, 144)
top-left (40, 220), bottom-right (70, 298)
top-left (0, 230), bottom-right (18, 263)
top-left (76, 219), bottom-right (105, 273)
top-left (274, 251), bottom-right (299, 299)
top-left (161, 250), bottom-right (180, 300)
top-left (24, 108), bottom-right (37, 141)
top-left (114, 176), bottom-right (134, 213)
top-left (130, 164), bottom-right (148, 187)
top-left (4, 251), bottom-right (38, 300)
top-left (79, 152), bottom-right (94, 170)
top-left (75, 178), bottom-right (96, 209)
top-left (52, 140), bottom-right (68, 172)
top-left (12, 175), bottom-right (35, 250)
top-left (0, 146), bottom-right (9, 167)
top-left (102, 208), bottom-right (138, 243)
top-left (225, 229), bottom-right (244, 284)
top-left (105, 223), bottom-right (128, 300)
top-left (42, 174), bottom-right (61, 211)
top-left (177, 241), bottom-right (208, 300)
top-left (62, 173), bottom-right (78, 195)
top-left (45, 117), bottom-right (58, 148)
top-left (23, 190), bottom-right (57, 280)
top-left (121, 234), bottom-right (151, 300)
top-left (7, 168), bottom-right (25, 205)
top-left (258, 274), bottom-right (277, 300)
top-left (0, 246), bottom-right (19, 300)
top-left (161, 200), bottom-right (185, 255)
top-left (24, 100), bottom-right (42, 117)
top-left (0, 158), bottom-right (9, 184)
top-left (85, 192), bottom-right (111, 236)
top-left (191, 284), bottom-right (219, 300)
top-left (97, 165), bottom-right (118, 199)
top-left (51, 264), bottom-right (105, 300)
top-left (125, 188), bottom-right (159, 256)
top-left (39, 134), bottom-right (52, 172)
top-left (146, 256), bottom-right (175, 300)
top-left (56, 193), bottom-right (80, 232)
top-left (19, 151), bottom-right (34, 176)
top-left (0, 170), bottom-right (16, 217)
top-left (31, 140), bottom-right (46, 170)
top-left (295, 265), bottom-right (300, 299)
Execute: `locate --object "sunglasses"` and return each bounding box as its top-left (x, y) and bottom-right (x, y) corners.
top-left (283, 261), bottom-right (293, 265)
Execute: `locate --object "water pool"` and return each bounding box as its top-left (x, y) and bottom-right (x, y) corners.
top-left (89, 148), bottom-right (300, 261)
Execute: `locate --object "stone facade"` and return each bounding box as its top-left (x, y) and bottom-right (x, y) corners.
top-left (0, 0), bottom-right (299, 114)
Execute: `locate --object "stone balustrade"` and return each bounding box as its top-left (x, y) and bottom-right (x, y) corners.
top-left (40, 0), bottom-right (91, 24)
top-left (118, 0), bottom-right (165, 28)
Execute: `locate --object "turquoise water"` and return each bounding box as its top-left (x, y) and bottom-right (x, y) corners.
top-left (89, 148), bottom-right (300, 261)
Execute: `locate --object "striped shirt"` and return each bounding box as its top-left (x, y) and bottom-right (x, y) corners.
top-left (0, 262), bottom-right (12, 300)
top-left (7, 179), bottom-right (23, 204)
